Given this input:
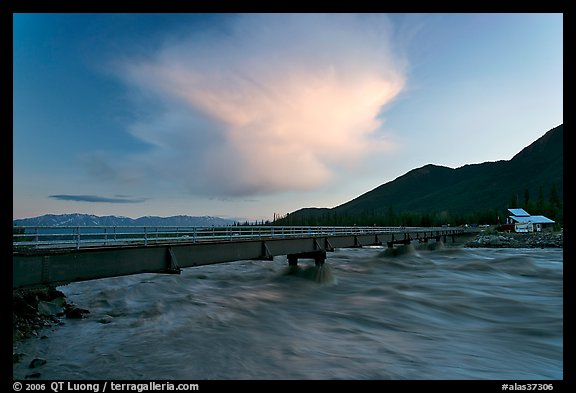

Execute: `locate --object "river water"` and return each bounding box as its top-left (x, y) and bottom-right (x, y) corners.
top-left (13, 244), bottom-right (563, 380)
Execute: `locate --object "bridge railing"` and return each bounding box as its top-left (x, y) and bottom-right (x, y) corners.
top-left (12, 225), bottom-right (464, 251)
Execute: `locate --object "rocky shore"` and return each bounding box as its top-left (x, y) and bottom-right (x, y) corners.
top-left (13, 286), bottom-right (90, 376)
top-left (13, 286), bottom-right (90, 342)
top-left (465, 230), bottom-right (563, 248)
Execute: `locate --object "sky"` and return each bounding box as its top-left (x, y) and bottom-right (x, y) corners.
top-left (13, 13), bottom-right (563, 221)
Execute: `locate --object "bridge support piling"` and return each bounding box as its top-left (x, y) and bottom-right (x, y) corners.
top-left (165, 247), bottom-right (182, 274)
top-left (288, 255), bottom-right (298, 267)
top-left (314, 251), bottom-right (326, 266)
top-left (325, 238), bottom-right (335, 252)
top-left (260, 241), bottom-right (274, 261)
top-left (287, 250), bottom-right (326, 267)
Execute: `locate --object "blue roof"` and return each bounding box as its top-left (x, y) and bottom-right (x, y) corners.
top-left (525, 215), bottom-right (555, 224)
top-left (508, 208), bottom-right (530, 216)
top-left (510, 215), bottom-right (555, 224)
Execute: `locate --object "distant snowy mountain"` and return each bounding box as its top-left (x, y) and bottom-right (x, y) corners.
top-left (13, 213), bottom-right (236, 227)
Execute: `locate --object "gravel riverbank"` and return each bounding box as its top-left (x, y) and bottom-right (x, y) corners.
top-left (465, 230), bottom-right (563, 248)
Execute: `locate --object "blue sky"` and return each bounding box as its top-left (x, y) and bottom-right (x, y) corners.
top-left (13, 13), bottom-right (563, 221)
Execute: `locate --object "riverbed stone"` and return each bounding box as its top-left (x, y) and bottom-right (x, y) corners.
top-left (29, 358), bottom-right (47, 368)
top-left (38, 301), bottom-right (64, 316)
top-left (98, 315), bottom-right (114, 324)
top-left (65, 306), bottom-right (90, 319)
top-left (13, 352), bottom-right (25, 364)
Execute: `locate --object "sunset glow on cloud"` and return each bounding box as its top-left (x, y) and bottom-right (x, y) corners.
top-left (118, 13), bottom-right (406, 196)
top-left (14, 13), bottom-right (563, 219)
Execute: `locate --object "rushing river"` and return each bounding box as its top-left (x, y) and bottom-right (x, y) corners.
top-left (13, 244), bottom-right (563, 380)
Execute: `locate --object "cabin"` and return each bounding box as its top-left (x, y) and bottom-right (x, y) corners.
top-left (504, 208), bottom-right (555, 233)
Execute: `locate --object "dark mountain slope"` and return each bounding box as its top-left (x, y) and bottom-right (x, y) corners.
top-left (288, 124), bottom-right (562, 222)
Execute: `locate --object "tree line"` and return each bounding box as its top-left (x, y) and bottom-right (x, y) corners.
top-left (508, 183), bottom-right (562, 228)
top-left (272, 183), bottom-right (563, 229)
top-left (272, 208), bottom-right (502, 227)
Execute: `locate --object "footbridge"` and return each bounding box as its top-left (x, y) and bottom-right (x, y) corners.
top-left (13, 225), bottom-right (470, 289)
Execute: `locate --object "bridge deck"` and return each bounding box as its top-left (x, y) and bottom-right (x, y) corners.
top-left (13, 226), bottom-right (469, 289)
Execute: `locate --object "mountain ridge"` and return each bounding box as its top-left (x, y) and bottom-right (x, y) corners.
top-left (13, 213), bottom-right (236, 227)
top-left (285, 124), bottom-right (563, 224)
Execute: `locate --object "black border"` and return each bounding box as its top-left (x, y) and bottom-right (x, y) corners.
top-left (5, 1), bottom-right (571, 390)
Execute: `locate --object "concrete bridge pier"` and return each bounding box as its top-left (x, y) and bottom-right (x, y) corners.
top-left (387, 237), bottom-right (411, 248)
top-left (287, 250), bottom-right (327, 266)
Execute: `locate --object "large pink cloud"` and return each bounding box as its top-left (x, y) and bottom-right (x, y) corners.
top-left (116, 13), bottom-right (406, 196)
